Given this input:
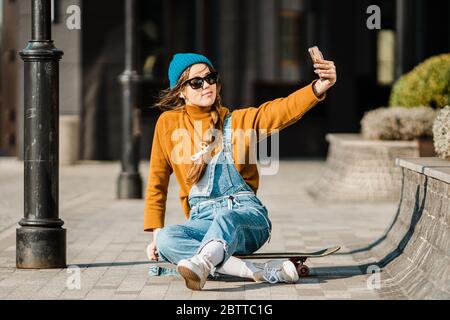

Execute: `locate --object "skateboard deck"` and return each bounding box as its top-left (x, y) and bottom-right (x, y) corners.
top-left (235, 246), bottom-right (341, 277)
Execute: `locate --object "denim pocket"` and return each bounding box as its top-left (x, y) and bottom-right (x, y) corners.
top-left (190, 202), bottom-right (216, 221)
top-left (210, 152), bottom-right (234, 195)
top-left (239, 195), bottom-right (264, 208)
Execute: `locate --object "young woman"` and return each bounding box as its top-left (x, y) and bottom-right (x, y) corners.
top-left (144, 53), bottom-right (336, 290)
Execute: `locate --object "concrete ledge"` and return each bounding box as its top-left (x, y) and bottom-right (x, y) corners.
top-left (396, 157), bottom-right (450, 184)
top-left (326, 133), bottom-right (423, 147)
top-left (365, 157), bottom-right (450, 298)
top-left (308, 133), bottom-right (435, 202)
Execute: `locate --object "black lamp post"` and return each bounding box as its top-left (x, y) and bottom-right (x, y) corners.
top-left (117, 0), bottom-right (143, 199)
top-left (17, 0), bottom-right (66, 268)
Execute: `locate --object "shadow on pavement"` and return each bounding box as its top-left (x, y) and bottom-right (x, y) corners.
top-left (333, 173), bottom-right (427, 271)
top-left (75, 260), bottom-right (153, 268)
top-left (336, 173), bottom-right (406, 256)
top-left (77, 172), bottom-right (429, 294)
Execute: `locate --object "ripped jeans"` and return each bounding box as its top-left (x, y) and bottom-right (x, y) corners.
top-left (155, 191), bottom-right (272, 270)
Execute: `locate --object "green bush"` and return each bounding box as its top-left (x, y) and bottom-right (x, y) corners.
top-left (361, 106), bottom-right (437, 140)
top-left (389, 53), bottom-right (450, 109)
top-left (432, 106), bottom-right (450, 160)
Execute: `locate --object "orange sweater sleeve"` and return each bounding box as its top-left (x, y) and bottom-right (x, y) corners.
top-left (232, 80), bottom-right (326, 141)
top-left (143, 114), bottom-right (173, 232)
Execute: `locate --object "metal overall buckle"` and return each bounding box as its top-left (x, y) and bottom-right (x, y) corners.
top-left (227, 195), bottom-right (242, 210)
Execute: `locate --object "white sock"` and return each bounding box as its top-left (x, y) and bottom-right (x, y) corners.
top-left (198, 241), bottom-right (225, 267)
top-left (216, 256), bottom-right (260, 279)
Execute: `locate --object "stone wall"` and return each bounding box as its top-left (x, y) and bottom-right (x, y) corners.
top-left (368, 158), bottom-right (450, 299)
top-left (308, 134), bottom-right (435, 202)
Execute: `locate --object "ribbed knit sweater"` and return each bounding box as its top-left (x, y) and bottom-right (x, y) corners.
top-left (144, 80), bottom-right (326, 231)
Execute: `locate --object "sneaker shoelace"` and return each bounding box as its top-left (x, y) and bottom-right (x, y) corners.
top-left (262, 264), bottom-right (282, 284)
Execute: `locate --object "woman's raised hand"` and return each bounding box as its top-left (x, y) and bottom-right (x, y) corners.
top-left (313, 58), bottom-right (337, 97)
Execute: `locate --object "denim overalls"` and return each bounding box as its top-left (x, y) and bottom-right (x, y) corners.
top-left (156, 113), bottom-right (272, 269)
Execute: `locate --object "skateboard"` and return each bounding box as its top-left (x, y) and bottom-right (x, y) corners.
top-left (235, 246), bottom-right (341, 277)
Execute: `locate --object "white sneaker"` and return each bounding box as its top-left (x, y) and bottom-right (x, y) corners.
top-left (177, 255), bottom-right (214, 290)
top-left (253, 260), bottom-right (299, 284)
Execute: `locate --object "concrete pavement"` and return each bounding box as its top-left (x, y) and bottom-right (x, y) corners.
top-left (0, 158), bottom-right (402, 299)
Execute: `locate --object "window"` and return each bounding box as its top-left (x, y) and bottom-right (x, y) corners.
top-left (377, 29), bottom-right (395, 85)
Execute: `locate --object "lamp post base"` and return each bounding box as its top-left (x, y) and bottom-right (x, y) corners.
top-left (117, 172), bottom-right (142, 199)
top-left (16, 227), bottom-right (66, 269)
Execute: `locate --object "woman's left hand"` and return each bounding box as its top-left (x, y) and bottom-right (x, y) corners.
top-left (313, 58), bottom-right (337, 97)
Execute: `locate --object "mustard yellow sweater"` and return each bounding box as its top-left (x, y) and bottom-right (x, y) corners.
top-left (144, 80), bottom-right (326, 231)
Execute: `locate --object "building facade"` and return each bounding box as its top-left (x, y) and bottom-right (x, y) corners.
top-left (1, 0), bottom-right (449, 160)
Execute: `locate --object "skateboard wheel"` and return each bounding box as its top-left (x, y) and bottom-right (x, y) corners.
top-left (297, 264), bottom-right (310, 277)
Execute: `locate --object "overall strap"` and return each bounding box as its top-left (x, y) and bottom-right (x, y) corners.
top-left (222, 113), bottom-right (232, 151)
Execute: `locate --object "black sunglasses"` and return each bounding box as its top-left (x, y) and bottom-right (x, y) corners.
top-left (182, 72), bottom-right (219, 90)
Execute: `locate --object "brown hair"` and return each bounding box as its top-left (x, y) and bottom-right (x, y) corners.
top-left (153, 64), bottom-right (224, 186)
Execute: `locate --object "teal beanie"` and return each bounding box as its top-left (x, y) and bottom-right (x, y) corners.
top-left (168, 53), bottom-right (214, 89)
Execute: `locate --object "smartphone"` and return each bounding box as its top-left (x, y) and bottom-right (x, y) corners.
top-left (308, 46), bottom-right (324, 64)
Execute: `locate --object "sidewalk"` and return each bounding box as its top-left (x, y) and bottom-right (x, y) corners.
top-left (0, 158), bottom-right (400, 299)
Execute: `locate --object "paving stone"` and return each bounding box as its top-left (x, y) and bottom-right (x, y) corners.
top-left (0, 158), bottom-right (414, 299)
top-left (84, 289), bottom-right (116, 300)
